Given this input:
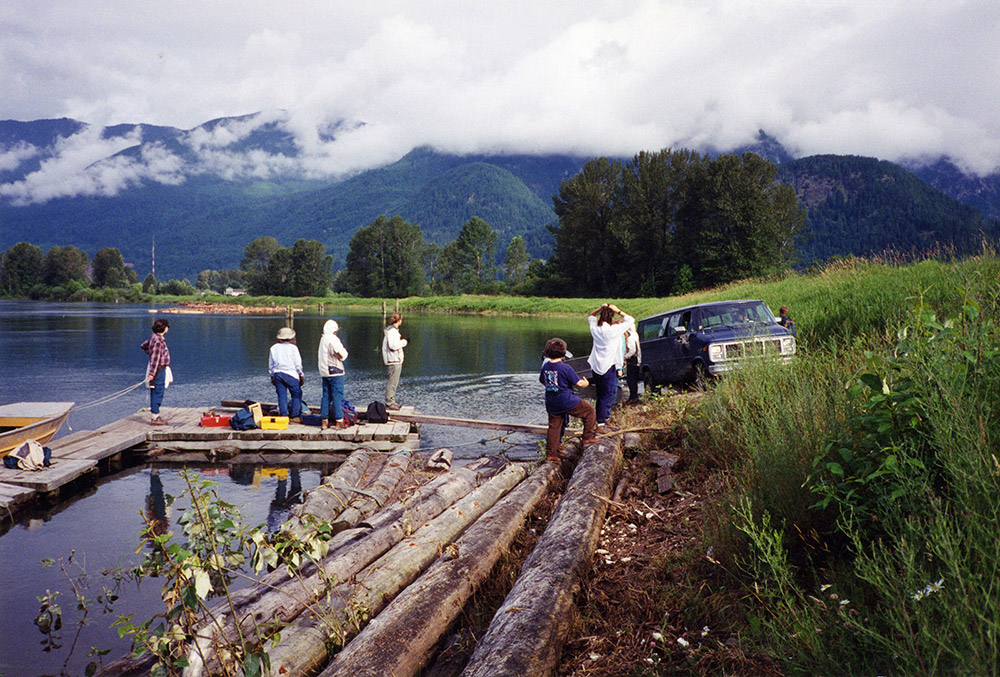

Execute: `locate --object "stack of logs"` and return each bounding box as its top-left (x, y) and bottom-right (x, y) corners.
top-left (102, 434), bottom-right (624, 676)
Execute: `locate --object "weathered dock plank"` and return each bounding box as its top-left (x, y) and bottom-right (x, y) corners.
top-left (0, 459), bottom-right (98, 492)
top-left (0, 481), bottom-right (35, 513)
top-left (54, 430), bottom-right (148, 461)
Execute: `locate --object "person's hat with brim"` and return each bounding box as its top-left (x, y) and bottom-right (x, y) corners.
top-left (277, 327), bottom-right (296, 340)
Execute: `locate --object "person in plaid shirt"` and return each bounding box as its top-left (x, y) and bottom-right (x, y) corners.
top-left (141, 318), bottom-right (171, 425)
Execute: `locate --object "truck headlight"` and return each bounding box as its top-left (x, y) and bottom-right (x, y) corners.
top-left (780, 336), bottom-right (796, 355)
top-left (708, 343), bottom-right (724, 362)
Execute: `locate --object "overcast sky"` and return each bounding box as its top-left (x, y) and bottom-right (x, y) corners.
top-left (3, 0), bottom-right (1000, 198)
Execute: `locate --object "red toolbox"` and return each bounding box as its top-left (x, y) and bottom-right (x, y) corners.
top-left (200, 412), bottom-right (232, 427)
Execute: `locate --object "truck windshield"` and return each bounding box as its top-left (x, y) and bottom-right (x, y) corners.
top-left (700, 303), bottom-right (772, 328)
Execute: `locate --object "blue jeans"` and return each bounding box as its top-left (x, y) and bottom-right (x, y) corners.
top-left (149, 369), bottom-right (166, 415)
top-left (320, 375), bottom-right (344, 423)
top-left (273, 372), bottom-right (302, 417)
top-left (592, 367), bottom-right (618, 423)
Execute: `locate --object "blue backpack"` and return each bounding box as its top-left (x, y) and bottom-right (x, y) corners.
top-left (342, 399), bottom-right (358, 426)
top-left (229, 407), bottom-right (258, 430)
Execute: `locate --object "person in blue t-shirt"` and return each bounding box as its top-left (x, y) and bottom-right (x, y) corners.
top-left (539, 338), bottom-right (598, 462)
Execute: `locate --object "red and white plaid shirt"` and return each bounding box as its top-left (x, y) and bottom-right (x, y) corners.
top-left (141, 332), bottom-right (170, 380)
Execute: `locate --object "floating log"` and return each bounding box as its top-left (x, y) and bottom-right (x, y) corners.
top-left (181, 460), bottom-right (501, 677)
top-left (331, 451), bottom-right (411, 533)
top-left (323, 462), bottom-right (561, 677)
top-left (461, 437), bottom-right (624, 677)
top-left (265, 463), bottom-right (531, 676)
top-left (387, 411), bottom-right (548, 435)
top-left (283, 448), bottom-right (375, 540)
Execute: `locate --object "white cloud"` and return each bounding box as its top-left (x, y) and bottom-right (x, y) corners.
top-left (0, 141), bottom-right (38, 171)
top-left (2, 0), bottom-right (1000, 204)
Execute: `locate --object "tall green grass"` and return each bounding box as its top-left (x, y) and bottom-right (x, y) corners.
top-left (683, 259), bottom-right (1000, 674)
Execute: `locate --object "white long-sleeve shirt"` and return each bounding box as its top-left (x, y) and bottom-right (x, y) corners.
top-left (318, 321), bottom-right (348, 376)
top-left (587, 314), bottom-right (635, 375)
top-left (269, 342), bottom-right (303, 378)
top-left (382, 324), bottom-right (407, 365)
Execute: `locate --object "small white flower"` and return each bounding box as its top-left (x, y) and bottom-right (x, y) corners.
top-left (646, 657), bottom-right (655, 664)
top-left (589, 652), bottom-right (601, 661)
top-left (645, 512), bottom-right (654, 519)
top-left (701, 625), bottom-right (710, 637)
top-left (839, 599), bottom-right (850, 607)
top-left (819, 583), bottom-right (832, 592)
top-left (677, 636), bottom-right (690, 647)
top-left (628, 523), bottom-right (638, 532)
top-left (652, 631), bottom-right (663, 641)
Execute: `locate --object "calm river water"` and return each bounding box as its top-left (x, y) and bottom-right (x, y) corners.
top-left (0, 300), bottom-right (594, 675)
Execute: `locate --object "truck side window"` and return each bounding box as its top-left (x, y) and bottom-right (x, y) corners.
top-left (666, 314), bottom-right (682, 335)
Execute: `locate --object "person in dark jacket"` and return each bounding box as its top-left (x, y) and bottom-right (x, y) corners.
top-left (539, 338), bottom-right (597, 462)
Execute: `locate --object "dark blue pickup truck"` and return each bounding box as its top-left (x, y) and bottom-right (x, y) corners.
top-left (637, 300), bottom-right (795, 390)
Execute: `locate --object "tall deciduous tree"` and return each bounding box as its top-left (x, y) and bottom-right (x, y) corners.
top-left (450, 217), bottom-right (499, 293)
top-left (549, 157), bottom-right (625, 296)
top-left (503, 235), bottom-right (531, 288)
top-left (287, 239), bottom-right (334, 297)
top-left (1, 242), bottom-right (45, 295)
top-left (241, 236), bottom-right (281, 295)
top-left (344, 216), bottom-right (425, 297)
top-left (676, 153), bottom-right (804, 288)
top-left (547, 150), bottom-right (805, 296)
top-left (92, 247), bottom-right (133, 288)
top-left (44, 245), bottom-right (90, 287)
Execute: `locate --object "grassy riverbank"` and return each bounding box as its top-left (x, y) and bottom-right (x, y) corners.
top-left (557, 251), bottom-right (999, 674)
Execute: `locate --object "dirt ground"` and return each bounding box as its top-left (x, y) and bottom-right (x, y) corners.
top-left (555, 396), bottom-right (780, 676)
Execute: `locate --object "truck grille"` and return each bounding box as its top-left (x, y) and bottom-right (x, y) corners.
top-left (722, 338), bottom-right (783, 360)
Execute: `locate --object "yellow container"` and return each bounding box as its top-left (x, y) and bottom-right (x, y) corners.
top-left (260, 415), bottom-right (289, 430)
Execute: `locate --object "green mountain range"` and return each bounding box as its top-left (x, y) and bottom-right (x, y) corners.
top-left (2, 117), bottom-right (998, 280)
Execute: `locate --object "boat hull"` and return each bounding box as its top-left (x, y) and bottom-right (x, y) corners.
top-left (0, 402), bottom-right (74, 456)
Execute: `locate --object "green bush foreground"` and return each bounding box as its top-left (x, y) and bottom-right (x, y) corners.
top-left (678, 251), bottom-right (999, 674)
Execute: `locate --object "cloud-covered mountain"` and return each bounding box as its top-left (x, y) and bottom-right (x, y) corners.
top-left (2, 114), bottom-right (997, 280)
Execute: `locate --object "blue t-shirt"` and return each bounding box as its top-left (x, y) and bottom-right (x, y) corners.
top-left (539, 360), bottom-right (582, 415)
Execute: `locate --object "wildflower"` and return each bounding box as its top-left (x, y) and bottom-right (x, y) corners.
top-left (646, 657), bottom-right (655, 664)
top-left (652, 631), bottom-right (663, 641)
top-left (645, 512), bottom-right (654, 519)
top-left (911, 578), bottom-right (945, 601)
top-left (819, 583), bottom-right (832, 592)
top-left (589, 652), bottom-right (601, 661)
top-left (701, 626), bottom-right (710, 637)
top-left (677, 637), bottom-right (690, 647)
top-left (839, 599), bottom-right (850, 607)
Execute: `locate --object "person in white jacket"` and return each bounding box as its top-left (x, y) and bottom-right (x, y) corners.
top-left (382, 312), bottom-right (408, 410)
top-left (587, 303), bottom-right (634, 430)
top-left (318, 319), bottom-right (349, 429)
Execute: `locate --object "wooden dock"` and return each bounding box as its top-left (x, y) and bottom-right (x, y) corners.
top-left (0, 402), bottom-right (556, 521)
top-left (0, 403), bottom-right (421, 520)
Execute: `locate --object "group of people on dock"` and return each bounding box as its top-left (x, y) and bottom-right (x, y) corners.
top-left (140, 302), bottom-right (640, 459)
top-left (139, 313), bottom-right (409, 427)
top-left (540, 303), bottom-right (638, 462)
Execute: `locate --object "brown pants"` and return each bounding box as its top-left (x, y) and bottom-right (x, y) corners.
top-left (546, 400), bottom-right (597, 457)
